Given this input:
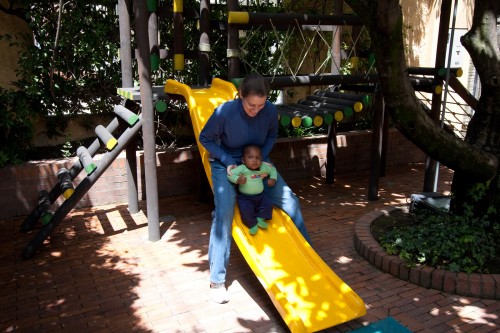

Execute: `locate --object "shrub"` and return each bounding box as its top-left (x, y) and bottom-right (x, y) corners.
top-left (380, 205), bottom-right (498, 274)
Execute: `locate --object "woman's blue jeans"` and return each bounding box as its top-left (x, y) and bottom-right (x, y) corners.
top-left (208, 160), bottom-right (312, 284)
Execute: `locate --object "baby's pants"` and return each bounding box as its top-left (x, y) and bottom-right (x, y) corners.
top-left (237, 192), bottom-right (273, 228)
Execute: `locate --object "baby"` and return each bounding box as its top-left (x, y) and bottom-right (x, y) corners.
top-left (227, 144), bottom-right (277, 235)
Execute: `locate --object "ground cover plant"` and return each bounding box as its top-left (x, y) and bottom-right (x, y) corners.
top-left (372, 206), bottom-right (500, 274)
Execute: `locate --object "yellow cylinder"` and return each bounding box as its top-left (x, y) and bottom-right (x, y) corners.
top-left (228, 11), bottom-right (250, 24)
top-left (313, 115), bottom-right (323, 127)
top-left (174, 54), bottom-right (185, 71)
top-left (334, 111), bottom-right (344, 122)
top-left (434, 85), bottom-right (443, 95)
top-left (350, 56), bottom-right (359, 69)
top-left (173, 0), bottom-right (183, 12)
top-left (106, 138), bottom-right (118, 151)
top-left (62, 188), bottom-right (75, 200)
top-left (291, 116), bottom-right (302, 128)
top-left (456, 68), bottom-right (463, 77)
top-left (353, 101), bottom-right (363, 112)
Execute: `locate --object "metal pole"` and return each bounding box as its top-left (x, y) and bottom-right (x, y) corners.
top-left (227, 0), bottom-right (240, 80)
top-left (407, 67), bottom-right (461, 76)
top-left (263, 74), bottom-right (379, 88)
top-left (434, 0), bottom-right (459, 192)
top-left (325, 121), bottom-right (337, 184)
top-left (133, 0), bottom-right (160, 242)
top-left (148, 0), bottom-right (159, 72)
top-left (227, 12), bottom-right (363, 27)
top-left (331, 0), bottom-right (343, 75)
top-left (118, 0), bottom-right (133, 87)
top-left (424, 0), bottom-right (452, 192)
top-left (368, 89), bottom-right (384, 200)
top-left (199, 0), bottom-right (211, 85)
top-left (118, 0), bottom-right (139, 213)
top-left (173, 0), bottom-right (184, 71)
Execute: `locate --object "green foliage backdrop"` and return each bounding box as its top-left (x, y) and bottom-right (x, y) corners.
top-left (0, 1), bottom-right (122, 166)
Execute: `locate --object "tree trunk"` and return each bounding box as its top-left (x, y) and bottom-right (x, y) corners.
top-left (344, 0), bottom-right (499, 222)
top-left (451, 0), bottom-right (500, 218)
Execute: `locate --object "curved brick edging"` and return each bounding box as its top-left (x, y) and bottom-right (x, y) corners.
top-left (354, 208), bottom-right (500, 300)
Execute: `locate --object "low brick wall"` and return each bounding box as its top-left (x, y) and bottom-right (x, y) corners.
top-left (355, 208), bottom-right (500, 300)
top-left (0, 128), bottom-right (425, 219)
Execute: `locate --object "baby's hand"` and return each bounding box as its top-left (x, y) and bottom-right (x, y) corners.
top-left (267, 178), bottom-right (277, 187)
top-left (260, 173), bottom-right (268, 179)
top-left (237, 175), bottom-right (247, 184)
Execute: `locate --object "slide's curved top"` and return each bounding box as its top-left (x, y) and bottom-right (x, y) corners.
top-left (164, 78), bottom-right (366, 332)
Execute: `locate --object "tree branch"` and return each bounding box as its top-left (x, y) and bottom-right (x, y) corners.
top-left (49, 0), bottom-right (64, 99)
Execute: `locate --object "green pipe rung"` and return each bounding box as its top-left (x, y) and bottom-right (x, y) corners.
top-left (77, 146), bottom-right (97, 175)
top-left (96, 125), bottom-right (118, 151)
top-left (114, 105), bottom-right (140, 126)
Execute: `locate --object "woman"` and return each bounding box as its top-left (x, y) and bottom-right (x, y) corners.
top-left (199, 73), bottom-right (311, 304)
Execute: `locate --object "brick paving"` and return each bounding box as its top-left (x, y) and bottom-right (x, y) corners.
top-left (1, 163), bottom-right (499, 333)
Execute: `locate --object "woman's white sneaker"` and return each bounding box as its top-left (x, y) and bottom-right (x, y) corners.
top-left (210, 283), bottom-right (229, 304)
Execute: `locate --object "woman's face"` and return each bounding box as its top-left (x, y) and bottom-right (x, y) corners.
top-left (241, 94), bottom-right (267, 117)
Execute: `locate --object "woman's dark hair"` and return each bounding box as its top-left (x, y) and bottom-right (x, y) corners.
top-left (238, 74), bottom-right (271, 98)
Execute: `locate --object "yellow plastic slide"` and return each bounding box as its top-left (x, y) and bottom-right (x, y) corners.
top-left (164, 78), bottom-right (366, 332)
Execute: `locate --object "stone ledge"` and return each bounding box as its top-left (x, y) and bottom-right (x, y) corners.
top-left (354, 207), bottom-right (500, 300)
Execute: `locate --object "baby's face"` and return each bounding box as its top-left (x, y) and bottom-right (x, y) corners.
top-left (242, 147), bottom-right (262, 170)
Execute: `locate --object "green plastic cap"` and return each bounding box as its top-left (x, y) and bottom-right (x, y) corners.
top-left (344, 107), bottom-right (353, 118)
top-left (155, 100), bottom-right (167, 113)
top-left (41, 212), bottom-right (53, 225)
top-left (301, 116), bottom-right (313, 128)
top-left (279, 114), bottom-right (291, 127)
top-left (85, 163), bottom-right (97, 175)
top-left (324, 113), bottom-right (334, 125)
top-left (231, 78), bottom-right (243, 89)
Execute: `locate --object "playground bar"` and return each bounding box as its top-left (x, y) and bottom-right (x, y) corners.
top-left (407, 66), bottom-right (462, 77)
top-left (22, 118), bottom-right (143, 259)
top-left (20, 118), bottom-right (122, 232)
top-left (448, 75), bottom-right (478, 110)
top-left (297, 100), bottom-right (349, 114)
top-left (316, 90), bottom-right (370, 105)
top-left (77, 147), bottom-right (98, 175)
top-left (227, 0), bottom-right (241, 79)
top-left (425, 0), bottom-right (453, 192)
top-left (306, 95), bottom-right (363, 112)
top-left (133, 0), bottom-right (160, 242)
top-left (228, 12), bottom-right (363, 26)
top-left (264, 74), bottom-right (379, 88)
top-left (409, 77), bottom-right (443, 94)
top-left (198, 0), bottom-right (211, 85)
top-left (338, 84), bottom-right (377, 93)
top-left (95, 125), bottom-right (118, 151)
top-left (57, 168), bottom-right (75, 200)
top-left (173, 0), bottom-right (184, 71)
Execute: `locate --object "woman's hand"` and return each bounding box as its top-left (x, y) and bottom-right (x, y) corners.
top-left (226, 165), bottom-right (237, 176)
